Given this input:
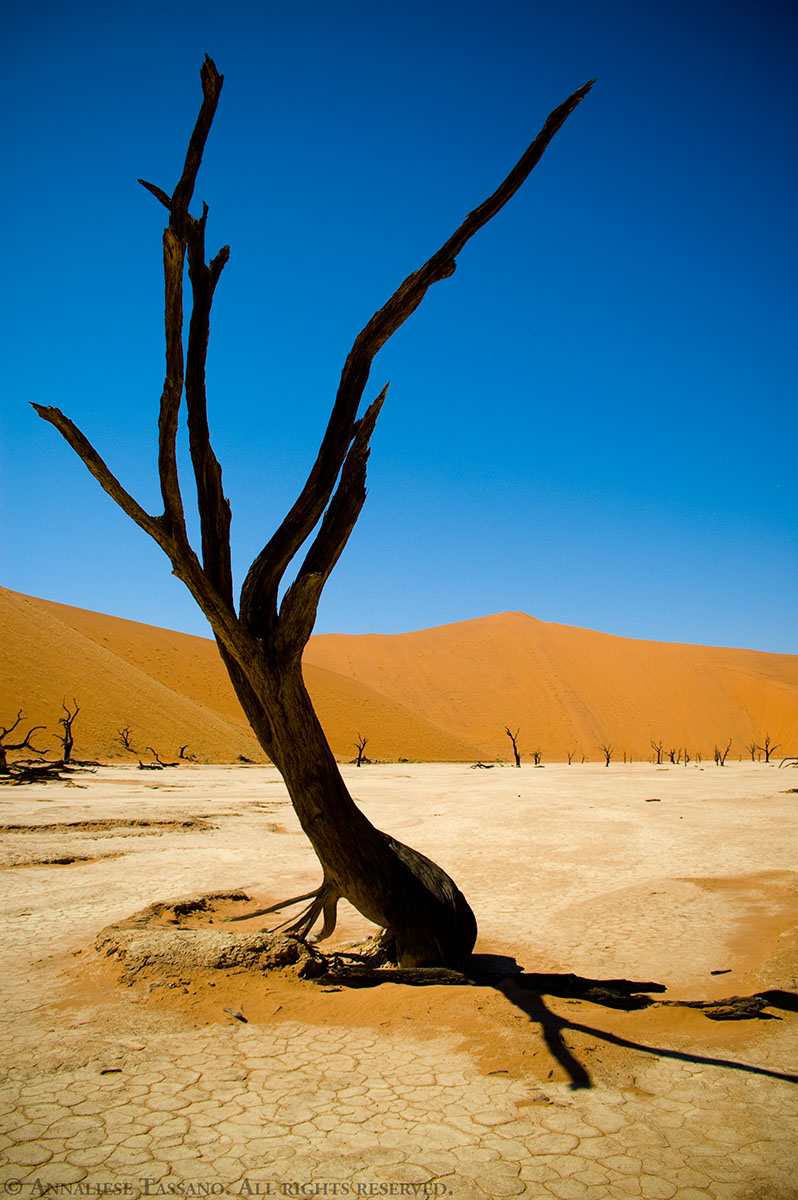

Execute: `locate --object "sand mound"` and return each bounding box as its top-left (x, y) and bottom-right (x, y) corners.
top-left (2, 587), bottom-right (796, 762)
top-left (305, 611), bottom-right (798, 760)
top-left (0, 588), bottom-right (479, 762)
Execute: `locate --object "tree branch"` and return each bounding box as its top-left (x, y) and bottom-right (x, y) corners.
top-left (138, 179), bottom-right (172, 211)
top-left (157, 226), bottom-right (188, 536)
top-left (184, 205), bottom-right (234, 601)
top-left (31, 404), bottom-right (169, 548)
top-left (240, 79), bottom-right (594, 636)
top-left (0, 711), bottom-right (25, 740)
top-left (278, 385), bottom-right (387, 654)
top-left (171, 55), bottom-right (224, 225)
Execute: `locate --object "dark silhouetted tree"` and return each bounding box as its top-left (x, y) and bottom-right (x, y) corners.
top-left (714, 740), bottom-right (732, 766)
top-left (59, 699), bottom-right (80, 763)
top-left (599, 743), bottom-right (613, 767)
top-left (651, 739), bottom-right (664, 765)
top-left (505, 728), bottom-right (521, 768)
top-left (33, 57), bottom-right (592, 968)
top-left (117, 725), bottom-right (136, 754)
top-left (757, 734), bottom-right (780, 764)
top-left (0, 711), bottom-right (48, 774)
top-left (353, 735), bottom-right (370, 768)
top-left (147, 747), bottom-right (180, 767)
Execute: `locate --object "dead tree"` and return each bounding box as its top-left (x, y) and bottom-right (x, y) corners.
top-left (757, 734), bottom-right (780, 764)
top-left (714, 740), bottom-right (732, 766)
top-left (599, 743), bottom-right (613, 767)
top-left (117, 725), bottom-right (136, 753)
top-left (0, 711), bottom-right (48, 774)
top-left (353, 735), bottom-right (370, 768)
top-left (651, 739), bottom-right (664, 765)
top-left (532, 749), bottom-right (542, 765)
top-left (505, 728), bottom-right (521, 768)
top-left (58, 699), bottom-right (80, 763)
top-left (745, 740), bottom-right (757, 762)
top-left (147, 747), bottom-right (180, 767)
top-left (33, 57), bottom-right (592, 968)
top-left (566, 749), bottom-right (575, 765)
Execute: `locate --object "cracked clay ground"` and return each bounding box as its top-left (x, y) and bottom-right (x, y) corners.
top-left (1, 762), bottom-right (797, 1199)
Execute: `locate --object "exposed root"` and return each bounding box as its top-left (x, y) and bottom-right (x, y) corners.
top-left (227, 883), bottom-right (341, 942)
top-left (0, 760), bottom-right (95, 786)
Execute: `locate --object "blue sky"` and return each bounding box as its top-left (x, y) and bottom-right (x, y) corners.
top-left (3, 0), bottom-right (796, 652)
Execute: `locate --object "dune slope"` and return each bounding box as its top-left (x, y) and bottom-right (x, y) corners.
top-left (0, 589), bottom-right (479, 763)
top-left (2, 589), bottom-right (796, 763)
top-left (306, 611), bottom-right (798, 761)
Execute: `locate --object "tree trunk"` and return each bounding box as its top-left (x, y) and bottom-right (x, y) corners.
top-left (220, 644), bottom-right (477, 968)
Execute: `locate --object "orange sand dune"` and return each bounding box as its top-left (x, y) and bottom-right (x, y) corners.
top-left (0, 589), bottom-right (478, 763)
top-left (305, 611), bottom-right (798, 761)
top-left (2, 588), bottom-right (796, 763)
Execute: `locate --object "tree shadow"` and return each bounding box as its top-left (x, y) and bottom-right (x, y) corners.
top-left (465, 954), bottom-right (798, 1090)
top-left (326, 949), bottom-right (798, 1091)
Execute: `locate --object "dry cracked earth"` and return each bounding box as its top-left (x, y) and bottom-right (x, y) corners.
top-left (1, 762), bottom-right (797, 1200)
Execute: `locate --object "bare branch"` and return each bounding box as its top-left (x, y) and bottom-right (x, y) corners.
top-left (184, 205), bottom-right (233, 600)
top-left (0, 711), bottom-right (48, 766)
top-left (156, 226), bottom-right (188, 537)
top-left (171, 56), bottom-right (224, 224)
top-left (278, 386), bottom-right (387, 653)
top-left (0, 710), bottom-right (25, 740)
top-left (30, 404), bottom-right (167, 547)
top-left (240, 79), bottom-right (595, 634)
top-left (138, 179), bottom-right (172, 210)
top-left (33, 56), bottom-right (243, 643)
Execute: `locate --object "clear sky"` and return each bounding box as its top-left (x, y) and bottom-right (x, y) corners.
top-left (3, 0), bottom-right (796, 653)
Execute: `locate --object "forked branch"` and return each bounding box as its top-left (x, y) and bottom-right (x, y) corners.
top-left (33, 57), bottom-right (593, 672)
top-left (278, 386), bottom-right (388, 654)
top-left (239, 78), bottom-right (595, 635)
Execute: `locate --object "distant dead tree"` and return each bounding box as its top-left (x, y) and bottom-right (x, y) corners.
top-left (757, 734), bottom-right (780, 764)
top-left (651, 740), bottom-right (664, 765)
top-left (58, 699), bottom-right (80, 764)
top-left (353, 735), bottom-right (370, 768)
top-left (745, 740), bottom-right (758, 762)
top-left (505, 728), bottom-right (521, 768)
top-left (0, 711), bottom-right (48, 774)
top-left (147, 747), bottom-right (180, 767)
top-left (566, 749), bottom-right (576, 765)
top-left (714, 740), bottom-right (732, 766)
top-left (178, 745), bottom-right (196, 761)
top-left (117, 725), bottom-right (136, 753)
top-left (599, 743), bottom-right (613, 767)
top-left (532, 749), bottom-right (542, 765)
top-left (33, 56), bottom-right (592, 968)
